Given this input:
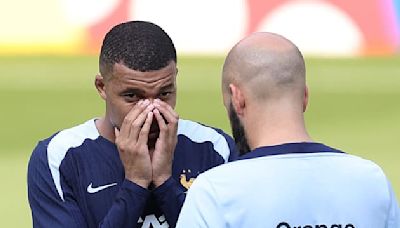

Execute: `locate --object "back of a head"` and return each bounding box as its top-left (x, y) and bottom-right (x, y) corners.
top-left (99, 21), bottom-right (177, 77)
top-left (222, 32), bottom-right (306, 105)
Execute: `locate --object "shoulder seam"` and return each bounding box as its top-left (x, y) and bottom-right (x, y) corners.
top-left (177, 119), bottom-right (231, 162)
top-left (47, 119), bottom-right (99, 201)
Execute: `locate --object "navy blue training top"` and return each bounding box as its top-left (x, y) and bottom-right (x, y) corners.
top-left (28, 118), bottom-right (238, 228)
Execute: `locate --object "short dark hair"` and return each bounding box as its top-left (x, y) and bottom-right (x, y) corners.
top-left (99, 21), bottom-right (177, 77)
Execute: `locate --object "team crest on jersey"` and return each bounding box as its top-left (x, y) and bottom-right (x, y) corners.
top-left (179, 169), bottom-right (198, 190)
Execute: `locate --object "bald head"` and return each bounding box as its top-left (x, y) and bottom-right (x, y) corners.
top-left (222, 33), bottom-right (306, 104)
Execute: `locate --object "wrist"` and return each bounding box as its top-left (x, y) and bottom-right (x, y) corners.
top-left (126, 176), bottom-right (151, 189)
top-left (153, 175), bottom-right (171, 187)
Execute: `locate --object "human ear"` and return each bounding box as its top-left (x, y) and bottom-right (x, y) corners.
top-left (95, 74), bottom-right (107, 100)
top-left (229, 84), bottom-right (245, 116)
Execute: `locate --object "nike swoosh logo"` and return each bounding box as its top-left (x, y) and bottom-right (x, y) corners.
top-left (87, 182), bottom-right (117, 194)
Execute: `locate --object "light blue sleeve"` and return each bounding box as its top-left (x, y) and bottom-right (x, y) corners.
top-left (386, 181), bottom-right (400, 228)
top-left (176, 174), bottom-right (226, 228)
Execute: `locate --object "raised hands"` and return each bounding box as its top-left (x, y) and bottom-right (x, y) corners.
top-left (115, 99), bottom-right (154, 188)
top-left (115, 99), bottom-right (179, 188)
top-left (152, 99), bottom-right (179, 187)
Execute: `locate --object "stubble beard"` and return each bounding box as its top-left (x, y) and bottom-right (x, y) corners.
top-left (229, 102), bottom-right (251, 156)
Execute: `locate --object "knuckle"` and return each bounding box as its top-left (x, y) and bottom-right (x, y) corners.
top-left (132, 121), bottom-right (141, 128)
top-left (170, 118), bottom-right (178, 125)
top-left (117, 144), bottom-right (127, 153)
top-left (123, 116), bottom-right (133, 124)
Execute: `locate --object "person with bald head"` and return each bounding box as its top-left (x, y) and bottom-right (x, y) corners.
top-left (176, 33), bottom-right (399, 228)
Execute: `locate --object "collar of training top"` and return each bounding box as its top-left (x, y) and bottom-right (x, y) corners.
top-left (238, 142), bottom-right (344, 160)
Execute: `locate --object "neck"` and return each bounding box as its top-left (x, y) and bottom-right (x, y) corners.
top-left (244, 107), bottom-right (312, 150)
top-left (95, 116), bottom-right (116, 143)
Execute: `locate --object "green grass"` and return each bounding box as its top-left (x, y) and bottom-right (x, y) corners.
top-left (0, 55), bottom-right (399, 227)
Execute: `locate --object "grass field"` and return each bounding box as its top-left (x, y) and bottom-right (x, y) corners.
top-left (0, 55), bottom-right (399, 227)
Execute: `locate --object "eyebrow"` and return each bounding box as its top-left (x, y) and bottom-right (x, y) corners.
top-left (120, 88), bottom-right (145, 95)
top-left (160, 83), bottom-right (175, 91)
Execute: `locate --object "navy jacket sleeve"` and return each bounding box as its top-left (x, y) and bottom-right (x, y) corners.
top-left (99, 180), bottom-right (150, 227)
top-left (153, 177), bottom-right (186, 227)
top-left (28, 141), bottom-right (88, 227)
top-left (27, 141), bottom-right (150, 228)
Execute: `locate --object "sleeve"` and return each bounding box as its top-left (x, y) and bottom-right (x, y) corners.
top-left (212, 128), bottom-right (239, 162)
top-left (386, 181), bottom-right (400, 228)
top-left (176, 175), bottom-right (225, 228)
top-left (153, 177), bottom-right (186, 227)
top-left (28, 141), bottom-right (88, 228)
top-left (60, 148), bottom-right (150, 228)
top-left (28, 141), bottom-right (150, 228)
top-left (99, 180), bottom-right (150, 227)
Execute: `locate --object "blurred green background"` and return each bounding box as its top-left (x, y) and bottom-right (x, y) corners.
top-left (0, 55), bottom-right (399, 227)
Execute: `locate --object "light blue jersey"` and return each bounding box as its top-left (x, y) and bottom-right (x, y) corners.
top-left (177, 143), bottom-right (399, 228)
